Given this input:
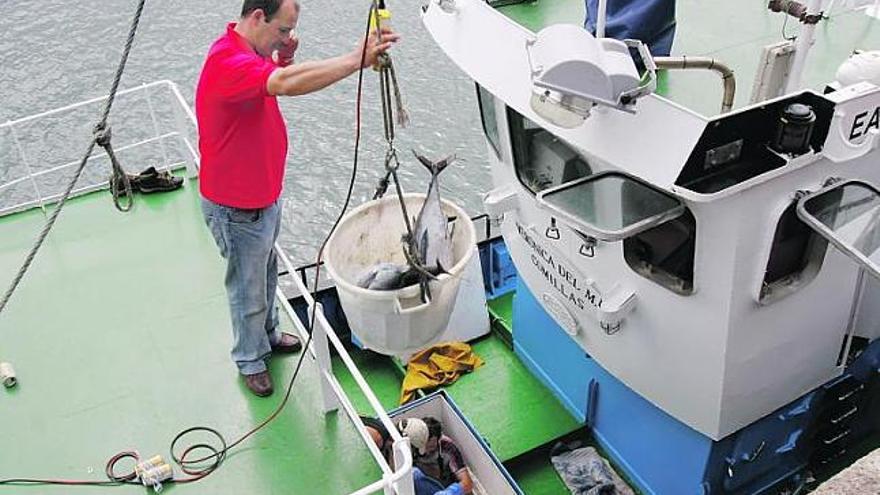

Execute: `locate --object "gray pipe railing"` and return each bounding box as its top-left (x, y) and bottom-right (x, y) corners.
top-left (654, 56), bottom-right (737, 113)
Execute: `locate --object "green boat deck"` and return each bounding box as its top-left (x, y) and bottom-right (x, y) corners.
top-left (0, 181), bottom-right (579, 494)
top-left (0, 182), bottom-right (392, 494)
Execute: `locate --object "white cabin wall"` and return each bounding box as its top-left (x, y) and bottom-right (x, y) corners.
top-left (480, 79), bottom-right (880, 441)
top-left (854, 277), bottom-right (880, 340)
top-left (708, 158), bottom-right (873, 437)
top-left (501, 179), bottom-right (732, 438)
top-left (484, 91), bottom-right (732, 439)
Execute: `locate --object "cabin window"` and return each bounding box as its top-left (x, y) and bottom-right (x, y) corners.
top-left (507, 107), bottom-right (591, 194)
top-left (760, 201), bottom-right (828, 303)
top-left (538, 172), bottom-right (684, 241)
top-left (476, 84), bottom-right (501, 158)
top-left (623, 208), bottom-right (696, 295)
top-left (535, 171), bottom-right (695, 295)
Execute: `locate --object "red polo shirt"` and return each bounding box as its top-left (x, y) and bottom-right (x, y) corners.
top-left (196, 23), bottom-right (287, 209)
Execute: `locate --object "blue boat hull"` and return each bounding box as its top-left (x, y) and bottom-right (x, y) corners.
top-left (511, 274), bottom-right (880, 495)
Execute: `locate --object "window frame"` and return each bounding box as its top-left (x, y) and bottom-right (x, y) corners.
top-left (797, 179), bottom-right (880, 281)
top-left (536, 171), bottom-right (686, 242)
top-left (475, 84), bottom-right (502, 159)
top-left (506, 106), bottom-right (593, 195)
top-left (759, 199), bottom-right (828, 303)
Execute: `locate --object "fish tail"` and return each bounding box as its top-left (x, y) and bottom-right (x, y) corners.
top-left (412, 150), bottom-right (435, 174)
top-left (411, 150), bottom-right (454, 176)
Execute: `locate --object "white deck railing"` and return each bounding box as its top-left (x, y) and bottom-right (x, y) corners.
top-left (0, 80), bottom-right (198, 216)
top-left (0, 80), bottom-right (415, 495)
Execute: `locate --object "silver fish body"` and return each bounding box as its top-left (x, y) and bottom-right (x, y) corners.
top-left (412, 151), bottom-right (454, 274)
top-left (355, 262), bottom-right (420, 291)
top-left (354, 152), bottom-right (454, 293)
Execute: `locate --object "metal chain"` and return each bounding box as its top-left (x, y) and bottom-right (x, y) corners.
top-left (0, 0), bottom-right (146, 318)
top-left (368, 0), bottom-right (430, 301)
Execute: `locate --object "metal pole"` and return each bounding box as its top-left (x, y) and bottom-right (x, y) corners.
top-left (9, 126), bottom-right (47, 216)
top-left (145, 84), bottom-right (170, 171)
top-left (309, 300), bottom-right (339, 413)
top-left (596, 0), bottom-right (608, 38)
top-left (784, 0), bottom-right (823, 94)
top-left (869, 0), bottom-right (880, 19)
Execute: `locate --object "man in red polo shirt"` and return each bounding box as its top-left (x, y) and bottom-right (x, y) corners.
top-left (196, 0), bottom-right (398, 397)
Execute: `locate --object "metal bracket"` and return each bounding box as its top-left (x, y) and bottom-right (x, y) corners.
top-left (579, 244), bottom-right (596, 258)
top-left (601, 321), bottom-right (621, 335)
top-left (619, 39), bottom-right (658, 107)
top-left (545, 218), bottom-right (561, 240)
top-left (768, 0), bottom-right (824, 24)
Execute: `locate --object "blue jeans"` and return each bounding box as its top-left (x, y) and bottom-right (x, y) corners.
top-left (585, 0), bottom-right (676, 56)
top-left (412, 467), bottom-right (445, 495)
top-left (201, 197), bottom-right (282, 375)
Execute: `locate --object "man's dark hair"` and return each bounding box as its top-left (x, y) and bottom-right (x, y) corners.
top-left (423, 417), bottom-right (442, 440)
top-left (241, 0), bottom-right (284, 21)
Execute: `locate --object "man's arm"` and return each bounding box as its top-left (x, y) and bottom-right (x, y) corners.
top-left (267, 28), bottom-right (399, 96)
top-left (454, 468), bottom-right (474, 494)
top-left (266, 54), bottom-right (359, 96)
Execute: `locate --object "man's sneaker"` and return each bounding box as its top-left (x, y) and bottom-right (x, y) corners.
top-left (272, 332), bottom-right (302, 354)
top-left (243, 370), bottom-right (274, 397)
top-left (136, 166), bottom-right (183, 193)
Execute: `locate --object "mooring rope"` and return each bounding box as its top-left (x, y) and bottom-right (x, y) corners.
top-left (0, 0), bottom-right (145, 318)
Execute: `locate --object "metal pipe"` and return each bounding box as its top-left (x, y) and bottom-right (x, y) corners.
top-left (0, 162), bottom-right (188, 218)
top-left (0, 80), bottom-right (176, 129)
top-left (145, 88), bottom-right (170, 172)
top-left (596, 0), bottom-right (608, 38)
top-left (9, 126), bottom-right (47, 216)
top-left (768, 0), bottom-right (808, 19)
top-left (0, 133), bottom-right (180, 194)
top-left (839, 268), bottom-right (866, 367)
top-left (870, 0), bottom-right (880, 18)
top-left (654, 56), bottom-right (737, 113)
top-left (783, 0), bottom-right (823, 93)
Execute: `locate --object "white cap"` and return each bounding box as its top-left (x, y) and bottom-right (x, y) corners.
top-left (397, 418), bottom-right (429, 455)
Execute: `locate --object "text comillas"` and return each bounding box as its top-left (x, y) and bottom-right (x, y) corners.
top-left (516, 222), bottom-right (603, 311)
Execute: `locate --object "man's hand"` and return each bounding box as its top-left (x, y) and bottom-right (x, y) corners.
top-left (355, 27), bottom-right (400, 69)
top-left (275, 34), bottom-right (299, 67)
top-left (267, 27), bottom-right (398, 96)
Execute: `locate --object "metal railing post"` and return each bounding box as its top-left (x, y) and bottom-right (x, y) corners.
top-left (145, 84), bottom-right (170, 170)
top-left (166, 82), bottom-right (201, 177)
top-left (275, 245), bottom-right (415, 495)
top-left (9, 125), bottom-right (47, 216)
top-left (391, 440), bottom-right (416, 495)
top-left (309, 300), bottom-right (340, 413)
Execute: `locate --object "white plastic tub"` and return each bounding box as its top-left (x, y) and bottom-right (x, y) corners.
top-left (324, 193), bottom-right (476, 355)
